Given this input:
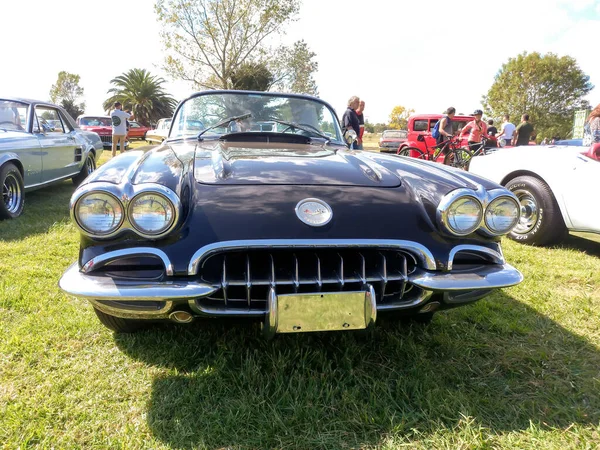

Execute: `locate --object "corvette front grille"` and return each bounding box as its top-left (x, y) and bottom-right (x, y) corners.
top-left (196, 248), bottom-right (424, 311)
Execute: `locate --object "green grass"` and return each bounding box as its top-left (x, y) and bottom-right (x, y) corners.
top-left (1, 142), bottom-right (600, 448)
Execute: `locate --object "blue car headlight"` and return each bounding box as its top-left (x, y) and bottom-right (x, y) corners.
top-left (74, 192), bottom-right (124, 236)
top-left (485, 196), bottom-right (520, 235)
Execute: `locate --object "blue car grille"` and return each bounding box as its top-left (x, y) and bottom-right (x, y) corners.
top-left (197, 248), bottom-right (421, 311)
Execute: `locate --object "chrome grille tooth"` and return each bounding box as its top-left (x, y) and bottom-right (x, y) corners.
top-left (316, 254), bottom-right (322, 290)
top-left (222, 256), bottom-right (228, 306)
top-left (398, 253), bottom-right (408, 299)
top-left (269, 254), bottom-right (276, 288)
top-left (246, 254), bottom-right (251, 306)
top-left (380, 252), bottom-right (388, 298)
top-left (293, 253), bottom-right (299, 293)
top-left (357, 253), bottom-right (366, 284)
top-left (337, 253), bottom-right (345, 288)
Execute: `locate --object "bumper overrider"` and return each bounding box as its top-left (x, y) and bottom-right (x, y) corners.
top-left (59, 240), bottom-right (523, 334)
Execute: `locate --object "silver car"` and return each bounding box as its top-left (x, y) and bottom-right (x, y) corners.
top-left (0, 97), bottom-right (103, 219)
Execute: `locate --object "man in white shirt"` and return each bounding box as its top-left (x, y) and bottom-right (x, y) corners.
top-left (110, 101), bottom-right (134, 157)
top-left (497, 114), bottom-right (516, 147)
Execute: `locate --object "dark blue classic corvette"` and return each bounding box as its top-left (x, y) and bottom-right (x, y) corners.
top-left (59, 91), bottom-right (523, 336)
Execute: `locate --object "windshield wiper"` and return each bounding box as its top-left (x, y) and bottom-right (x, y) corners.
top-left (197, 113), bottom-right (252, 140)
top-left (267, 118), bottom-right (331, 142)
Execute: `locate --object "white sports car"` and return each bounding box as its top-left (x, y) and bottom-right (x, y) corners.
top-left (469, 144), bottom-right (600, 246)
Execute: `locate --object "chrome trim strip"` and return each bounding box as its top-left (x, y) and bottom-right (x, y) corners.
top-left (408, 264), bottom-right (523, 291)
top-left (187, 239), bottom-right (437, 274)
top-left (375, 290), bottom-right (433, 311)
top-left (81, 247), bottom-right (175, 276)
top-left (59, 263), bottom-right (217, 301)
top-left (447, 245), bottom-right (505, 271)
top-left (24, 172), bottom-right (79, 191)
top-left (70, 181), bottom-right (182, 240)
top-left (90, 299), bottom-right (174, 319)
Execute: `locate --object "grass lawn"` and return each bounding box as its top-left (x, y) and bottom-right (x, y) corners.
top-left (1, 141), bottom-right (599, 448)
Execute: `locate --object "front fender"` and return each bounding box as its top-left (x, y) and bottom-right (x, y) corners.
top-left (0, 152), bottom-right (23, 174)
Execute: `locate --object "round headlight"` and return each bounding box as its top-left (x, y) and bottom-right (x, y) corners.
top-left (485, 196), bottom-right (520, 234)
top-left (75, 192), bottom-right (124, 235)
top-left (129, 193), bottom-right (175, 235)
top-left (445, 196), bottom-right (483, 235)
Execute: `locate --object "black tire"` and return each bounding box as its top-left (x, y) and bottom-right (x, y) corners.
top-left (93, 308), bottom-right (149, 333)
top-left (444, 147), bottom-right (473, 170)
top-left (0, 163), bottom-right (25, 219)
top-left (506, 175), bottom-right (567, 246)
top-left (72, 153), bottom-right (96, 186)
top-left (398, 146), bottom-right (426, 159)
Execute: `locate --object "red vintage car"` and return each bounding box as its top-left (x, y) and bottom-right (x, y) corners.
top-left (76, 115), bottom-right (128, 150)
top-left (400, 114), bottom-right (475, 161)
top-left (127, 120), bottom-right (151, 140)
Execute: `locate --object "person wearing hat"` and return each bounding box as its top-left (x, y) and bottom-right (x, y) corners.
top-left (110, 101), bottom-right (134, 157)
top-left (461, 109), bottom-right (488, 152)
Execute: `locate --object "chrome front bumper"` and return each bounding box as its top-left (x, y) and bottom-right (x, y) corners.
top-left (59, 262), bottom-right (523, 320)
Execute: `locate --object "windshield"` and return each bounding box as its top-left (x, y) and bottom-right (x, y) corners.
top-left (80, 117), bottom-right (112, 127)
top-left (171, 92), bottom-right (342, 142)
top-left (382, 130), bottom-right (407, 139)
top-left (0, 99), bottom-right (29, 131)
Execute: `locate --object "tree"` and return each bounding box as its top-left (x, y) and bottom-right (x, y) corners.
top-left (271, 40), bottom-right (318, 95)
top-left (49, 71), bottom-right (85, 119)
top-left (230, 62), bottom-right (274, 91)
top-left (155, 0), bottom-right (317, 94)
top-left (388, 105), bottom-right (414, 129)
top-left (102, 69), bottom-right (177, 127)
top-left (482, 52), bottom-right (593, 141)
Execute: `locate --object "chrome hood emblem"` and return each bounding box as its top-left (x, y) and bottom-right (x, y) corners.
top-left (295, 198), bottom-right (333, 227)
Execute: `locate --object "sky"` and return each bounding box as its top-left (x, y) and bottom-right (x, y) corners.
top-left (2, 0), bottom-right (599, 124)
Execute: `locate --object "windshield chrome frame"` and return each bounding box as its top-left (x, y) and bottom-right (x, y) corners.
top-left (168, 90), bottom-right (344, 144)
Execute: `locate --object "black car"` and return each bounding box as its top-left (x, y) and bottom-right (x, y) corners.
top-left (59, 90), bottom-right (523, 336)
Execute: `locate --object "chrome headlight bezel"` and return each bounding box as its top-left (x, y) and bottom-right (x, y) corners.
top-left (437, 189), bottom-right (484, 236)
top-left (70, 182), bottom-right (181, 240)
top-left (128, 192), bottom-right (177, 238)
top-left (437, 188), bottom-right (520, 237)
top-left (73, 191), bottom-right (125, 237)
top-left (484, 195), bottom-right (520, 236)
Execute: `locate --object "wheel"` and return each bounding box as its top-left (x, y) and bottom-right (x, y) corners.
top-left (506, 175), bottom-right (567, 246)
top-left (397, 146), bottom-right (426, 159)
top-left (444, 147), bottom-right (473, 170)
top-left (93, 308), bottom-right (149, 333)
top-left (72, 153), bottom-right (96, 186)
top-left (0, 163), bottom-right (25, 219)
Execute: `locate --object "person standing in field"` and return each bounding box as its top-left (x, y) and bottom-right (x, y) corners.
top-left (512, 114), bottom-right (534, 146)
top-left (110, 101), bottom-right (134, 157)
top-left (341, 96), bottom-right (360, 149)
top-left (355, 100), bottom-right (365, 149)
top-left (497, 114), bottom-right (516, 147)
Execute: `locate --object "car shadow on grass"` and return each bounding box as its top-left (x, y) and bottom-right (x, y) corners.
top-left (114, 291), bottom-right (600, 449)
top-left (0, 181), bottom-right (73, 241)
top-left (558, 232), bottom-right (600, 258)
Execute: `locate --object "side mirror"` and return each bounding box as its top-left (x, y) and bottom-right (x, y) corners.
top-left (417, 134), bottom-right (425, 142)
top-left (344, 129), bottom-right (357, 146)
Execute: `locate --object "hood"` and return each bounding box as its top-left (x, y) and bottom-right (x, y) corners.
top-left (193, 140), bottom-right (401, 187)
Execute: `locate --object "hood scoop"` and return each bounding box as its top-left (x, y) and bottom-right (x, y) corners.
top-left (194, 141), bottom-right (401, 187)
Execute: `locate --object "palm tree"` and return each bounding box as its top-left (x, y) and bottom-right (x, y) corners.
top-left (103, 69), bottom-right (177, 126)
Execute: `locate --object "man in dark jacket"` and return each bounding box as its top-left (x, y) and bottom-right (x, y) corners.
top-left (342, 96), bottom-right (360, 149)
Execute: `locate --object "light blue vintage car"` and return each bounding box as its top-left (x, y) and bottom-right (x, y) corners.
top-left (0, 97), bottom-right (103, 219)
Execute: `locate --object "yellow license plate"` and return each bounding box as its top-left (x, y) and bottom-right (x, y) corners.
top-left (276, 291), bottom-right (375, 333)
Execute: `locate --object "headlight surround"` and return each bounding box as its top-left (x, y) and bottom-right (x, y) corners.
top-left (128, 193), bottom-right (175, 236)
top-left (485, 196), bottom-right (520, 235)
top-left (75, 192), bottom-right (124, 236)
top-left (445, 196), bottom-right (483, 235)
